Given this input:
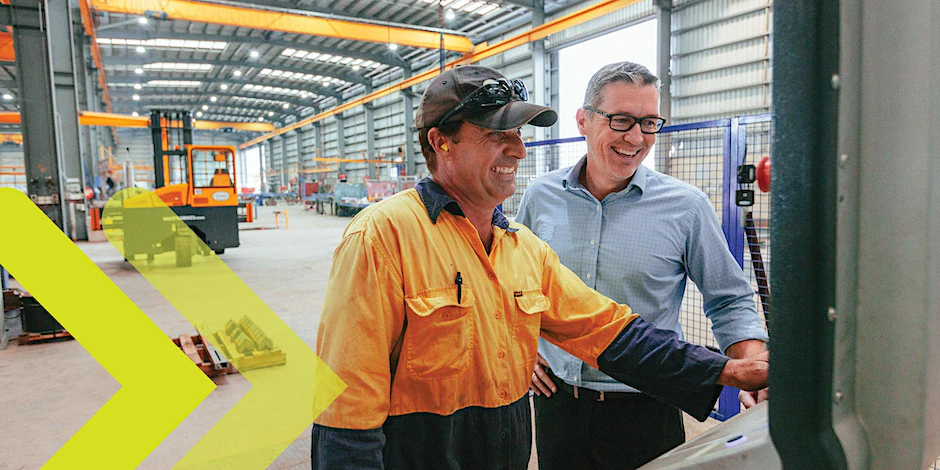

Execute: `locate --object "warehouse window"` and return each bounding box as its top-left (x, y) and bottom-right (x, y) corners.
top-left (558, 19), bottom-right (658, 169)
top-left (243, 146), bottom-right (263, 193)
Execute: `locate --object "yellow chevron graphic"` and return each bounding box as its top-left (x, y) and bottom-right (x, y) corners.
top-left (103, 188), bottom-right (345, 469)
top-left (0, 188), bottom-right (215, 468)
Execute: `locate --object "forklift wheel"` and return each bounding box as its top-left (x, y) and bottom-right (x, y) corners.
top-left (214, 249), bottom-right (225, 255)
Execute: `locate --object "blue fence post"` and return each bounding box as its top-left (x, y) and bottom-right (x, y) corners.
top-left (712, 117), bottom-right (748, 421)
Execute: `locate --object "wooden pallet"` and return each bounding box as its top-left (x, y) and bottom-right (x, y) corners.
top-left (18, 330), bottom-right (73, 345)
top-left (172, 333), bottom-right (233, 378)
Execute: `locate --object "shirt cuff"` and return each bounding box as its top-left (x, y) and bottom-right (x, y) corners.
top-left (311, 424), bottom-right (386, 470)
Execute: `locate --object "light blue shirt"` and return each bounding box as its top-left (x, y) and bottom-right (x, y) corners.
top-left (516, 157), bottom-right (769, 392)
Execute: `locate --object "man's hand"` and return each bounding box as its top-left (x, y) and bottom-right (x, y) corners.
top-left (724, 340), bottom-right (769, 407)
top-left (530, 354), bottom-right (557, 397)
top-left (717, 350), bottom-right (769, 391)
top-left (739, 388), bottom-right (769, 408)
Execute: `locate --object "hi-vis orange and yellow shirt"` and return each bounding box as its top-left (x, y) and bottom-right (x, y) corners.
top-left (312, 178), bottom-right (728, 470)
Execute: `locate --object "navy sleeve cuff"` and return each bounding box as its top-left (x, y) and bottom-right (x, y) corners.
top-left (311, 424), bottom-right (385, 470)
top-left (597, 316), bottom-right (728, 421)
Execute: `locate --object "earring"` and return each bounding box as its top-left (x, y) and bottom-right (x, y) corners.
top-left (441, 143), bottom-right (449, 152)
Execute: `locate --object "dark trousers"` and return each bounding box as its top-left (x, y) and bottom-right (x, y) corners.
top-left (533, 382), bottom-right (685, 470)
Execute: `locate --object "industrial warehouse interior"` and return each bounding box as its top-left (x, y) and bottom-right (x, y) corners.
top-left (0, 0), bottom-right (937, 469)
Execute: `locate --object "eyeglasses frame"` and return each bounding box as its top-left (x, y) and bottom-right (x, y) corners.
top-left (582, 105), bottom-right (667, 134)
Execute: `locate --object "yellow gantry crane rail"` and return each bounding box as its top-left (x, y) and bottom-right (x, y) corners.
top-left (239, 0), bottom-right (642, 150)
top-left (88, 0), bottom-right (474, 52)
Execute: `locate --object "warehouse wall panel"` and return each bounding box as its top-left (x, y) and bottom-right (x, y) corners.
top-left (545, 0), bottom-right (656, 50)
top-left (670, 0), bottom-right (773, 122)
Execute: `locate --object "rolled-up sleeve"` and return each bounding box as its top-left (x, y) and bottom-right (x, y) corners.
top-left (685, 194), bottom-right (769, 351)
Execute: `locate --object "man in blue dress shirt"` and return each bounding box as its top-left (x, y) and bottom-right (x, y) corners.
top-left (516, 61), bottom-right (770, 470)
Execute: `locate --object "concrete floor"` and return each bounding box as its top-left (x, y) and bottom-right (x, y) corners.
top-left (0, 204), bottom-right (718, 469)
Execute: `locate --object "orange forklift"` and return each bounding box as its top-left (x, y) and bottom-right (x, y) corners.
top-left (120, 111), bottom-right (240, 262)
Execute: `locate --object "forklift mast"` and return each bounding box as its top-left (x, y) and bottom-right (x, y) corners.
top-left (150, 110), bottom-right (193, 189)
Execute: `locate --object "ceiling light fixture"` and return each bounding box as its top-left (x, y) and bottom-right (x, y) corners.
top-left (233, 70), bottom-right (242, 77)
top-left (132, 94), bottom-right (140, 100)
top-left (131, 111), bottom-right (139, 117)
top-left (136, 46), bottom-right (146, 53)
top-left (210, 96), bottom-right (217, 102)
top-left (388, 43), bottom-right (398, 50)
top-left (134, 68), bottom-right (144, 74)
top-left (138, 17), bottom-right (148, 25)
top-left (134, 83), bottom-right (142, 90)
top-left (202, 105), bottom-right (209, 110)
top-left (220, 84), bottom-right (229, 90)
top-left (250, 50), bottom-right (259, 58)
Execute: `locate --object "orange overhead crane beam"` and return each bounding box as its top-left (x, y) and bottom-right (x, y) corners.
top-left (88, 0), bottom-right (474, 53)
top-left (239, 0), bottom-right (642, 150)
top-left (311, 157), bottom-right (401, 164)
top-left (0, 32), bottom-right (14, 62)
top-left (0, 111), bottom-right (276, 132)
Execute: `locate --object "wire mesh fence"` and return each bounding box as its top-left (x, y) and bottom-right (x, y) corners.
top-left (655, 124), bottom-right (728, 349)
top-left (742, 119), bottom-right (773, 334)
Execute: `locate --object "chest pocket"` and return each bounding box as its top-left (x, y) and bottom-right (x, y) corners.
top-left (404, 285), bottom-right (475, 380)
top-left (512, 289), bottom-right (551, 345)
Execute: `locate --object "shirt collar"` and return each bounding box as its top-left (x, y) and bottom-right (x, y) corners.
top-left (562, 155), bottom-right (648, 195)
top-left (415, 176), bottom-right (518, 232)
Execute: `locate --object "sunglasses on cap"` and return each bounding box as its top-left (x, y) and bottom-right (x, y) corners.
top-left (436, 78), bottom-right (529, 127)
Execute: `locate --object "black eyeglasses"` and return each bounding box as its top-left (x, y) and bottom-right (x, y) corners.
top-left (436, 78), bottom-right (528, 127)
top-left (583, 105), bottom-right (666, 134)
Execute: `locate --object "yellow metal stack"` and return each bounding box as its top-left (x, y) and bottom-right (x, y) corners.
top-left (210, 316), bottom-right (286, 371)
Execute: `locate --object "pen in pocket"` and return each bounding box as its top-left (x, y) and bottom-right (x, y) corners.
top-left (455, 271), bottom-right (462, 303)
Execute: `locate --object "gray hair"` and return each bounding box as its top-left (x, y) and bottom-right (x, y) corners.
top-left (582, 61), bottom-right (661, 107)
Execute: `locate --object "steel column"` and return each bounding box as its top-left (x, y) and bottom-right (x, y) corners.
top-left (74, 26), bottom-right (95, 194)
top-left (531, 0), bottom-right (548, 143)
top-left (364, 84), bottom-right (377, 180)
top-left (655, 0), bottom-right (672, 124)
top-left (260, 140), bottom-right (269, 192)
top-left (402, 66), bottom-right (417, 178)
top-left (335, 114), bottom-right (346, 174)
top-left (13, 0), bottom-right (88, 240)
top-left (314, 121), bottom-right (324, 165)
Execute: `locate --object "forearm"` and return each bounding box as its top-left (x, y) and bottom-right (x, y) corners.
top-left (311, 424), bottom-right (385, 470)
top-left (724, 339), bottom-right (766, 359)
